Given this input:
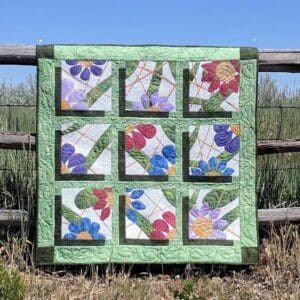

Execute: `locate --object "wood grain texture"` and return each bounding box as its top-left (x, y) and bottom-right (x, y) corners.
top-left (0, 45), bottom-right (36, 65)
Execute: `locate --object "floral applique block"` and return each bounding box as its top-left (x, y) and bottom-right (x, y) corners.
top-left (124, 188), bottom-right (176, 240)
top-left (61, 60), bottom-right (112, 111)
top-left (188, 60), bottom-right (240, 112)
top-left (123, 124), bottom-right (176, 176)
top-left (188, 189), bottom-right (240, 241)
top-left (61, 187), bottom-right (113, 241)
top-left (189, 124), bottom-right (240, 177)
top-left (60, 123), bottom-right (111, 175)
top-left (124, 61), bottom-right (176, 113)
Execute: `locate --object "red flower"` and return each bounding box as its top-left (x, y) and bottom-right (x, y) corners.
top-left (92, 187), bottom-right (112, 221)
top-left (150, 211), bottom-right (176, 240)
top-left (201, 60), bottom-right (240, 97)
top-left (125, 124), bottom-right (157, 151)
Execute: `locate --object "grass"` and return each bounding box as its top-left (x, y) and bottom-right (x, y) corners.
top-left (0, 74), bottom-right (299, 299)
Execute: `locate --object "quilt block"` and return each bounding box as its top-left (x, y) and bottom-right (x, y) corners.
top-left (37, 45), bottom-right (258, 264)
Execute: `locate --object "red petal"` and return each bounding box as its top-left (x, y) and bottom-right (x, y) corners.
top-left (230, 60), bottom-right (240, 72)
top-left (229, 79), bottom-right (239, 93)
top-left (208, 80), bottom-right (220, 93)
top-left (201, 72), bottom-right (215, 82)
top-left (104, 187), bottom-right (112, 193)
top-left (125, 134), bottom-right (133, 151)
top-left (202, 62), bottom-right (217, 72)
top-left (93, 189), bottom-right (107, 201)
top-left (135, 124), bottom-right (157, 139)
top-left (100, 207), bottom-right (111, 220)
top-left (93, 199), bottom-right (107, 210)
top-left (150, 230), bottom-right (166, 240)
top-left (220, 83), bottom-right (229, 97)
top-left (152, 219), bottom-right (169, 233)
top-left (162, 211), bottom-right (176, 228)
top-left (235, 74), bottom-right (240, 83)
top-left (132, 131), bottom-right (146, 150)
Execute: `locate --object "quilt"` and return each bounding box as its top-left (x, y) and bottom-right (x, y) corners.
top-left (36, 45), bottom-right (258, 264)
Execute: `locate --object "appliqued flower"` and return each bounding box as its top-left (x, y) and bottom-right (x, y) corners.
top-left (132, 93), bottom-right (175, 112)
top-left (92, 187), bottom-right (113, 221)
top-left (64, 217), bottom-right (105, 240)
top-left (61, 143), bottom-right (87, 174)
top-left (125, 124), bottom-right (157, 151)
top-left (65, 60), bottom-right (106, 81)
top-left (191, 157), bottom-right (234, 176)
top-left (150, 211), bottom-right (176, 240)
top-left (148, 145), bottom-right (176, 176)
top-left (201, 60), bottom-right (240, 97)
top-left (125, 189), bottom-right (146, 223)
top-left (61, 78), bottom-right (88, 110)
top-left (213, 124), bottom-right (240, 153)
top-left (189, 202), bottom-right (228, 239)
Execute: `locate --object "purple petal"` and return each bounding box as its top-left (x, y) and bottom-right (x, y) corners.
top-left (70, 65), bottom-right (82, 76)
top-left (214, 131), bottom-right (232, 147)
top-left (150, 93), bottom-right (160, 106)
top-left (71, 102), bottom-right (89, 111)
top-left (140, 94), bottom-right (150, 108)
top-left (200, 202), bottom-right (209, 216)
top-left (225, 136), bottom-right (240, 153)
top-left (211, 229), bottom-right (226, 239)
top-left (90, 65), bottom-right (103, 76)
top-left (71, 165), bottom-right (87, 174)
top-left (65, 60), bottom-right (78, 65)
top-left (132, 101), bottom-right (144, 111)
top-left (159, 102), bottom-right (175, 112)
top-left (67, 89), bottom-right (86, 103)
top-left (94, 60), bottom-right (106, 65)
top-left (214, 219), bottom-right (228, 229)
top-left (80, 68), bottom-right (90, 81)
top-left (61, 79), bottom-right (74, 98)
top-left (61, 143), bottom-right (75, 163)
top-left (190, 207), bottom-right (201, 218)
top-left (68, 153), bottom-right (86, 168)
top-left (209, 208), bottom-right (221, 219)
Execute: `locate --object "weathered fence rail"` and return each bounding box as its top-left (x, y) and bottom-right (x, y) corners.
top-left (0, 45), bottom-right (299, 226)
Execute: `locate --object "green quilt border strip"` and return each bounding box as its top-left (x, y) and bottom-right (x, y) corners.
top-left (36, 46), bottom-right (258, 264)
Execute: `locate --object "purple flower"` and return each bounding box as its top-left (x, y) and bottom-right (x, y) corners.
top-left (213, 124), bottom-right (240, 154)
top-left (189, 202), bottom-right (228, 240)
top-left (61, 79), bottom-right (88, 111)
top-left (65, 60), bottom-right (106, 81)
top-left (61, 143), bottom-right (87, 174)
top-left (132, 93), bottom-right (175, 112)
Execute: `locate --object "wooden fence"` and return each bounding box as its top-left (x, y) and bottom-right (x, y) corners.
top-left (0, 45), bottom-right (299, 226)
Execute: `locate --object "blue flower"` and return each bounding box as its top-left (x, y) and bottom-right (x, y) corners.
top-left (125, 189), bottom-right (146, 223)
top-left (148, 145), bottom-right (176, 176)
top-left (213, 124), bottom-right (240, 154)
top-left (190, 157), bottom-right (234, 176)
top-left (63, 217), bottom-right (105, 240)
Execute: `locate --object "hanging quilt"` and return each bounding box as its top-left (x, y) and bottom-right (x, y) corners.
top-left (36, 45), bottom-right (258, 264)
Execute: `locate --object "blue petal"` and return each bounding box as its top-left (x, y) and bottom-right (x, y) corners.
top-left (218, 160), bottom-right (227, 172)
top-left (208, 157), bottom-right (218, 170)
top-left (131, 200), bottom-right (146, 210)
top-left (213, 124), bottom-right (229, 133)
top-left (92, 233), bottom-right (106, 240)
top-left (71, 165), bottom-right (87, 174)
top-left (63, 233), bottom-right (77, 240)
top-left (126, 209), bottom-right (138, 223)
top-left (70, 65), bottom-right (82, 76)
top-left (148, 166), bottom-right (166, 176)
top-left (89, 222), bottom-right (100, 235)
top-left (80, 217), bottom-right (91, 231)
top-left (150, 154), bottom-right (168, 169)
top-left (68, 153), bottom-right (86, 168)
top-left (68, 222), bottom-right (81, 234)
top-left (94, 60), bottom-right (106, 65)
top-left (198, 160), bottom-right (209, 172)
top-left (61, 143), bottom-right (75, 163)
top-left (80, 68), bottom-right (90, 81)
top-left (162, 145), bottom-right (176, 165)
top-left (191, 167), bottom-right (204, 176)
top-left (65, 60), bottom-right (78, 65)
top-left (90, 65), bottom-right (102, 76)
top-left (131, 189), bottom-right (144, 199)
top-left (223, 167), bottom-right (234, 176)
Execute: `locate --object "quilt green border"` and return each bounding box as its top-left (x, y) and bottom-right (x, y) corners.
top-left (36, 45), bottom-right (258, 264)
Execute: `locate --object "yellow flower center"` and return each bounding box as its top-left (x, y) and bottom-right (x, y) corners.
top-left (230, 124), bottom-right (240, 136)
top-left (166, 165), bottom-right (176, 175)
top-left (61, 163), bottom-right (69, 174)
top-left (125, 195), bottom-right (131, 209)
top-left (215, 62), bottom-right (236, 83)
top-left (61, 99), bottom-right (71, 110)
top-left (205, 170), bottom-right (220, 176)
top-left (147, 106), bottom-right (160, 112)
top-left (192, 217), bottom-right (213, 238)
top-left (125, 124), bottom-right (135, 134)
top-left (79, 61), bottom-right (93, 68)
top-left (106, 193), bottom-right (113, 207)
top-left (167, 228), bottom-right (176, 240)
top-left (76, 231), bottom-right (92, 240)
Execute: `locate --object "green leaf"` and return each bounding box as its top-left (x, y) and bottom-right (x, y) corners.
top-left (189, 126), bottom-right (199, 148)
top-left (189, 62), bottom-right (199, 82)
top-left (128, 148), bottom-right (150, 170)
top-left (85, 127), bottom-right (111, 169)
top-left (126, 61), bottom-right (140, 78)
top-left (217, 151), bottom-right (237, 162)
top-left (147, 62), bottom-right (163, 95)
top-left (85, 76), bottom-right (111, 107)
top-left (189, 190), bottom-right (198, 209)
top-left (222, 207), bottom-right (239, 225)
top-left (203, 189), bottom-right (239, 209)
top-left (61, 123), bottom-right (83, 135)
top-left (189, 160), bottom-right (199, 168)
top-left (62, 205), bottom-right (81, 223)
top-left (162, 189), bottom-right (176, 207)
top-left (135, 211), bottom-right (153, 237)
top-left (201, 91), bottom-right (226, 112)
top-left (161, 125), bottom-right (175, 143)
top-left (74, 188), bottom-right (98, 209)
